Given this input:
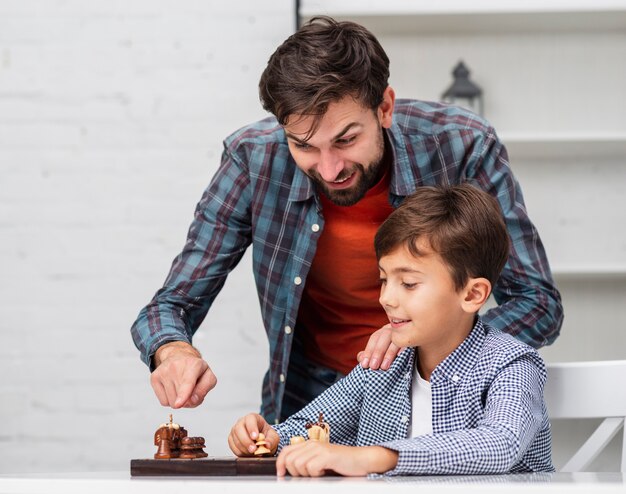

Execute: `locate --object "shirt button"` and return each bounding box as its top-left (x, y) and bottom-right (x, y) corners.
top-left (279, 373), bottom-right (285, 383)
top-left (284, 325), bottom-right (292, 335)
top-left (401, 416), bottom-right (409, 423)
top-left (452, 374), bottom-right (460, 382)
top-left (311, 223), bottom-right (320, 232)
top-left (294, 276), bottom-right (302, 285)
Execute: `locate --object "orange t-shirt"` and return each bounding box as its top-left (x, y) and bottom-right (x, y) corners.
top-left (297, 169), bottom-right (394, 375)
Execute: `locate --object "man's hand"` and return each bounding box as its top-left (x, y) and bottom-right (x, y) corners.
top-left (276, 441), bottom-right (398, 477)
top-left (228, 413), bottom-right (279, 457)
top-left (357, 324), bottom-right (402, 370)
top-left (150, 341), bottom-right (217, 409)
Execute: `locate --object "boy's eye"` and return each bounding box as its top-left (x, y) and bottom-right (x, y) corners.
top-left (379, 278), bottom-right (387, 285)
top-left (402, 282), bottom-right (418, 289)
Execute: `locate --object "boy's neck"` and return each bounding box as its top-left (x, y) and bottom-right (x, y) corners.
top-left (416, 314), bottom-right (478, 381)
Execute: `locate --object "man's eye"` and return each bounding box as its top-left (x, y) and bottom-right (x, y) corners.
top-left (294, 142), bottom-right (311, 150)
top-left (336, 136), bottom-right (356, 146)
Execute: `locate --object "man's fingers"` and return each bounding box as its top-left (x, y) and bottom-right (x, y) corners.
top-left (358, 332), bottom-right (380, 368)
top-left (364, 324), bottom-right (394, 370)
top-left (150, 377), bottom-right (169, 407)
top-left (192, 365), bottom-right (217, 402)
top-left (381, 342), bottom-right (402, 370)
top-left (162, 378), bottom-right (179, 408)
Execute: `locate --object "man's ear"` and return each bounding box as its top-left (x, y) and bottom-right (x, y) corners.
top-left (461, 278), bottom-right (492, 313)
top-left (378, 86), bottom-right (395, 128)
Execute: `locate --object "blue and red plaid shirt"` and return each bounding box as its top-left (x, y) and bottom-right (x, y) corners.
top-left (130, 99), bottom-right (563, 422)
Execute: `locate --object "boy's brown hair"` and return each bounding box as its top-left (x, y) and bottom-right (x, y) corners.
top-left (375, 184), bottom-right (510, 291)
top-left (259, 16), bottom-right (390, 138)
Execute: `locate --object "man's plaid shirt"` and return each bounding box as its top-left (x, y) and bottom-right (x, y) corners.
top-left (130, 99), bottom-right (563, 422)
top-left (272, 319), bottom-right (554, 476)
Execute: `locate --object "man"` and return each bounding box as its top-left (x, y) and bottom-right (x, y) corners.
top-left (131, 17), bottom-right (563, 424)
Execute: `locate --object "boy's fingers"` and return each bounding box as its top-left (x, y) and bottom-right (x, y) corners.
top-left (244, 414), bottom-right (261, 440)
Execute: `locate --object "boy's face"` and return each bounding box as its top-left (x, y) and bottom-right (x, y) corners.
top-left (283, 87), bottom-right (395, 207)
top-left (378, 240), bottom-right (475, 356)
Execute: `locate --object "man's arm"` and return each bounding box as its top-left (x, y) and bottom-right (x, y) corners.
top-left (130, 145), bottom-right (253, 407)
top-left (463, 128), bottom-right (564, 348)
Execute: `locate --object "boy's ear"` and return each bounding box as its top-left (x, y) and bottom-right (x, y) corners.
top-left (461, 278), bottom-right (492, 313)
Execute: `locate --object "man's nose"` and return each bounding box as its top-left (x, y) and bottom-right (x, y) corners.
top-left (317, 149), bottom-right (343, 182)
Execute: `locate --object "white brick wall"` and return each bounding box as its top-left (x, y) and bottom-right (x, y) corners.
top-left (0, 0), bottom-right (293, 473)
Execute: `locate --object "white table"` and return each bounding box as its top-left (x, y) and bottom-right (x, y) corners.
top-left (0, 471), bottom-right (624, 494)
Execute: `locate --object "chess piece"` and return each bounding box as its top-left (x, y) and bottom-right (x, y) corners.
top-left (289, 435), bottom-right (305, 445)
top-left (153, 414), bottom-right (189, 459)
top-left (305, 412), bottom-right (330, 443)
top-left (179, 436), bottom-right (209, 459)
top-left (253, 432), bottom-right (272, 456)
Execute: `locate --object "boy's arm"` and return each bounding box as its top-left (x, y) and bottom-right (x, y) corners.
top-left (272, 364), bottom-right (366, 450)
top-left (378, 353), bottom-right (551, 476)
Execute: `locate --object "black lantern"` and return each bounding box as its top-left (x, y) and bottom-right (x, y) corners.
top-left (441, 61), bottom-right (484, 116)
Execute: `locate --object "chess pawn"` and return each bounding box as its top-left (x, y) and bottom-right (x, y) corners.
top-left (180, 436), bottom-right (208, 459)
top-left (253, 433), bottom-right (272, 456)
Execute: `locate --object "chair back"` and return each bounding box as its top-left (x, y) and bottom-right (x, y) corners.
top-left (545, 360), bottom-right (626, 472)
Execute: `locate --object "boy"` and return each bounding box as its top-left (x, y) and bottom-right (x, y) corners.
top-left (228, 183), bottom-right (554, 477)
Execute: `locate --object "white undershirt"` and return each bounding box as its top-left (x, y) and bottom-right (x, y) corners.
top-left (408, 366), bottom-right (433, 438)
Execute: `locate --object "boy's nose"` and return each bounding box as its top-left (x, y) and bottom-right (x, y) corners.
top-left (379, 287), bottom-right (397, 309)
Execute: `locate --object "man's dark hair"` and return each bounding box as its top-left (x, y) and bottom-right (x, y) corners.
top-left (374, 184), bottom-right (511, 291)
top-left (259, 16), bottom-right (390, 136)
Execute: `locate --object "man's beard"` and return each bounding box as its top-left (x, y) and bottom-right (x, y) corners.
top-left (309, 129), bottom-right (387, 207)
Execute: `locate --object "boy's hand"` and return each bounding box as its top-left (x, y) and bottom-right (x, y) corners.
top-left (357, 324), bottom-right (402, 370)
top-left (228, 413), bottom-right (279, 457)
top-left (276, 442), bottom-right (398, 477)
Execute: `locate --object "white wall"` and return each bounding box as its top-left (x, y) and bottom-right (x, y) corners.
top-left (0, 0), bottom-right (292, 473)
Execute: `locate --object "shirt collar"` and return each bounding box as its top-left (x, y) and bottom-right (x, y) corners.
top-left (386, 121), bottom-right (419, 199)
top-left (287, 160), bottom-right (316, 203)
top-left (430, 317), bottom-right (487, 385)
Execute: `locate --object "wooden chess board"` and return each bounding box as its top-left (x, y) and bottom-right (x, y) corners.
top-left (130, 456), bottom-right (277, 476)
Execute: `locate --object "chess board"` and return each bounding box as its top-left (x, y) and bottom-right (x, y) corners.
top-left (130, 456), bottom-right (277, 476)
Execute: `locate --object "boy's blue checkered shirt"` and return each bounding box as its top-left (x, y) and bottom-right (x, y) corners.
top-left (130, 99), bottom-right (563, 423)
top-left (272, 319), bottom-right (554, 476)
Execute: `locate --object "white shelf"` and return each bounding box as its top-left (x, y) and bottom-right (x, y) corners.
top-left (552, 265), bottom-right (626, 280)
top-left (499, 133), bottom-right (626, 160)
top-left (300, 1), bottom-right (626, 33)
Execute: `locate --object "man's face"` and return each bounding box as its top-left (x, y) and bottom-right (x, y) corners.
top-left (283, 89), bottom-right (394, 206)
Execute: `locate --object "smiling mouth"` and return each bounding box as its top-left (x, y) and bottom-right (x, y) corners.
top-left (390, 318), bottom-right (410, 326)
top-left (330, 171), bottom-right (355, 184)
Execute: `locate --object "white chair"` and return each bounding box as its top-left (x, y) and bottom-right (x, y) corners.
top-left (545, 360), bottom-right (626, 472)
